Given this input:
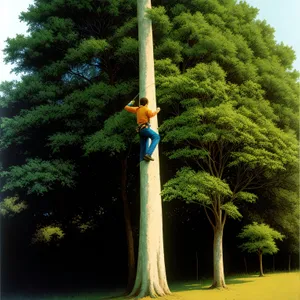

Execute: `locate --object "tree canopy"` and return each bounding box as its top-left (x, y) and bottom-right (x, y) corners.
top-left (238, 222), bottom-right (285, 255)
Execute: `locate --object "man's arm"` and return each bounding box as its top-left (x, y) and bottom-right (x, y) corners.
top-left (124, 100), bottom-right (138, 113)
top-left (147, 107), bottom-right (161, 118)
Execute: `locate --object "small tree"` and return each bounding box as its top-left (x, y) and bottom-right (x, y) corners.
top-left (238, 222), bottom-right (284, 276)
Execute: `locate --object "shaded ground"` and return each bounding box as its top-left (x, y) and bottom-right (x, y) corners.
top-left (2, 272), bottom-right (299, 300)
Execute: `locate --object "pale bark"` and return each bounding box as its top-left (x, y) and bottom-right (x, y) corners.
top-left (258, 251), bottom-right (264, 277)
top-left (211, 223), bottom-right (226, 288)
top-left (128, 0), bottom-right (171, 298)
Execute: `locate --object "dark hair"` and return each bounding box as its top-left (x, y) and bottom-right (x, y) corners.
top-left (139, 97), bottom-right (149, 106)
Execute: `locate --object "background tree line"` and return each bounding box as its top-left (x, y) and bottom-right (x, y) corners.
top-left (0, 0), bottom-right (299, 294)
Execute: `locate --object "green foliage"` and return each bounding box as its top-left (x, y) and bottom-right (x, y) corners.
top-left (274, 42), bottom-right (297, 69)
top-left (0, 196), bottom-right (27, 216)
top-left (157, 0), bottom-right (299, 132)
top-left (84, 111), bottom-right (137, 156)
top-left (0, 81), bottom-right (133, 150)
top-left (1, 159), bottom-right (76, 195)
top-left (160, 86), bottom-right (297, 173)
top-left (162, 167), bottom-right (232, 205)
top-left (47, 132), bottom-right (82, 153)
top-left (65, 39), bottom-right (109, 63)
top-left (146, 6), bottom-right (172, 37)
top-left (0, 75), bottom-right (61, 108)
top-left (1, 0), bottom-right (299, 262)
top-left (72, 214), bottom-right (95, 233)
top-left (0, 0), bottom-right (141, 249)
top-left (251, 172), bottom-right (300, 255)
top-left (238, 222), bottom-right (285, 254)
top-left (234, 191), bottom-right (257, 203)
top-left (155, 58), bottom-right (181, 77)
top-left (115, 17), bottom-right (137, 38)
top-left (115, 37), bottom-right (139, 59)
top-left (0, 104), bottom-right (75, 149)
top-left (157, 1), bottom-right (299, 242)
top-left (32, 225), bottom-right (65, 244)
top-left (221, 202), bottom-right (242, 220)
top-left (155, 39), bottom-right (183, 64)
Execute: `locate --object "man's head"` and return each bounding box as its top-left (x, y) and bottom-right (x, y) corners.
top-left (140, 97), bottom-right (149, 106)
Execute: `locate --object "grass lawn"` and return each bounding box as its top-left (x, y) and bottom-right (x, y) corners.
top-left (164, 272), bottom-right (300, 300)
top-left (2, 272), bottom-right (299, 300)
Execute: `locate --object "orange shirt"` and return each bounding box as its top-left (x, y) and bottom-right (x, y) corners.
top-left (124, 105), bottom-right (157, 125)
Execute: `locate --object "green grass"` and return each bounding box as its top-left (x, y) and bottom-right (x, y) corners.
top-left (3, 272), bottom-right (300, 300)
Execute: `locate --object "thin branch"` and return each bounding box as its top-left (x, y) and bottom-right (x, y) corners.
top-left (233, 166), bottom-right (256, 193)
top-left (212, 196), bottom-right (219, 220)
top-left (210, 144), bottom-right (219, 177)
top-left (204, 206), bottom-right (215, 230)
top-left (195, 159), bottom-right (206, 171)
top-left (207, 144), bottom-right (216, 176)
top-left (68, 70), bottom-right (92, 84)
top-left (222, 212), bottom-right (227, 227)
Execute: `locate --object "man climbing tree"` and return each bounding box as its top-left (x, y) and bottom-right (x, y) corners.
top-left (124, 97), bottom-right (161, 161)
top-left (127, 0), bottom-right (171, 298)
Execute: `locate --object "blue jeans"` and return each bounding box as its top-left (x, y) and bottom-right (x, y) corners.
top-left (139, 127), bottom-right (160, 161)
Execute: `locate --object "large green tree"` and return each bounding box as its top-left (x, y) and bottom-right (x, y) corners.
top-left (0, 0), bottom-right (140, 290)
top-left (149, 0), bottom-right (299, 289)
top-left (159, 64), bottom-right (298, 287)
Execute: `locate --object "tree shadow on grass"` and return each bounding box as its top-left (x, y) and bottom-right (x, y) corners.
top-left (97, 276), bottom-right (258, 298)
top-left (169, 281), bottom-right (212, 292)
top-left (225, 277), bottom-right (255, 285)
top-left (169, 277), bottom-right (255, 293)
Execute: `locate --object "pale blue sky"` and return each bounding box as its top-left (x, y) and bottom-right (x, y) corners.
top-left (0, 0), bottom-right (299, 83)
top-left (243, 0), bottom-right (300, 71)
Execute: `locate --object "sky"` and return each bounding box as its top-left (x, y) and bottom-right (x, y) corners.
top-left (0, 0), bottom-right (299, 83)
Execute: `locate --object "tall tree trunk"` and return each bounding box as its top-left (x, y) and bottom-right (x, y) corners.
top-left (211, 223), bottom-right (226, 288)
top-left (121, 159), bottom-right (136, 293)
top-left (288, 253), bottom-right (291, 272)
top-left (258, 250), bottom-right (264, 277)
top-left (129, 0), bottom-right (171, 298)
top-left (272, 255), bottom-right (275, 272)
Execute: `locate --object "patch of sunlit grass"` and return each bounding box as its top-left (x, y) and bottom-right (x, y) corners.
top-left (132, 271), bottom-right (300, 300)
